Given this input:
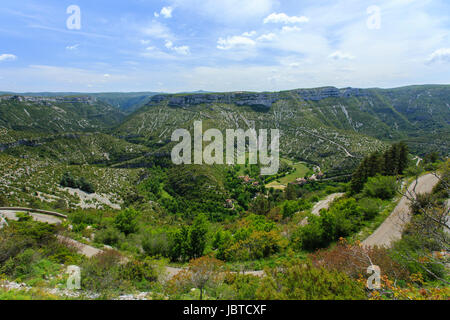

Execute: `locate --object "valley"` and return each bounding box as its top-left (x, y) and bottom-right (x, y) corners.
top-left (0, 84), bottom-right (448, 300)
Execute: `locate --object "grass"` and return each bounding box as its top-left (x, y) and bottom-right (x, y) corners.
top-left (278, 161), bottom-right (311, 184)
top-left (266, 159), bottom-right (311, 190)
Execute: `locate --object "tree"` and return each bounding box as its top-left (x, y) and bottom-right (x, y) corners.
top-left (351, 143), bottom-right (409, 194)
top-left (169, 256), bottom-right (224, 300)
top-left (286, 183), bottom-right (297, 200)
top-left (170, 226), bottom-right (190, 262)
top-left (114, 208), bottom-right (139, 235)
top-left (250, 195), bottom-right (271, 215)
top-left (189, 214), bottom-right (208, 259)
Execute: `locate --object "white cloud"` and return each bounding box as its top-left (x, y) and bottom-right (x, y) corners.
top-left (165, 40), bottom-right (190, 55)
top-left (217, 36), bottom-right (256, 50)
top-left (242, 31), bottom-right (257, 37)
top-left (0, 54), bottom-right (17, 62)
top-left (170, 0), bottom-right (274, 23)
top-left (140, 39), bottom-right (151, 45)
top-left (328, 51), bottom-right (356, 61)
top-left (264, 12), bottom-right (309, 24)
top-left (141, 21), bottom-right (172, 39)
top-left (66, 44), bottom-right (79, 50)
top-left (257, 33), bottom-right (277, 42)
top-left (427, 48), bottom-right (450, 64)
top-left (281, 26), bottom-right (302, 33)
top-left (160, 6), bottom-right (173, 18)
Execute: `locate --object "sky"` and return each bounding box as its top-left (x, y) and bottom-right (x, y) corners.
top-left (0, 0), bottom-right (449, 93)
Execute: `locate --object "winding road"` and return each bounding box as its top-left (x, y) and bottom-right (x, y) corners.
top-left (311, 193), bottom-right (345, 215)
top-left (1, 173), bottom-right (440, 279)
top-left (362, 173), bottom-right (440, 248)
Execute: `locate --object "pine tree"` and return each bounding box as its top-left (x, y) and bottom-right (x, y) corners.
top-left (398, 142), bottom-right (409, 174)
top-left (189, 214), bottom-right (208, 259)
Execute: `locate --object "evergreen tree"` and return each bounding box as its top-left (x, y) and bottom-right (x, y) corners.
top-left (189, 214), bottom-right (208, 259)
top-left (398, 142), bottom-right (409, 174)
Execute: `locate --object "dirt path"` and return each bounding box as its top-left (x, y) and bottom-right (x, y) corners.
top-left (311, 193), bottom-right (345, 215)
top-left (362, 173), bottom-right (440, 248)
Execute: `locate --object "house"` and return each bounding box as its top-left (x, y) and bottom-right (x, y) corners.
top-left (295, 178), bottom-right (307, 185)
top-left (239, 175), bottom-right (254, 183)
top-left (309, 174), bottom-right (317, 181)
top-left (317, 172), bottom-right (325, 179)
top-left (224, 199), bottom-right (235, 209)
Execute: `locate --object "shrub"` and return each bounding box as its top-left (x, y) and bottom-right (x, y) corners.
top-left (363, 175), bottom-right (398, 200)
top-left (95, 226), bottom-right (123, 246)
top-left (358, 197), bottom-right (382, 220)
top-left (410, 193), bottom-right (434, 215)
top-left (310, 240), bottom-right (410, 282)
top-left (60, 172), bottom-right (95, 194)
top-left (256, 260), bottom-right (366, 300)
top-left (114, 208), bottom-right (139, 235)
top-left (0, 193), bottom-right (8, 206)
top-left (142, 232), bottom-right (170, 257)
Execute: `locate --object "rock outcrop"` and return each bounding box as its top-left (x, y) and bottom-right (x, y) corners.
top-left (149, 87), bottom-right (368, 108)
top-left (150, 92), bottom-right (280, 108)
top-left (0, 95), bottom-right (97, 105)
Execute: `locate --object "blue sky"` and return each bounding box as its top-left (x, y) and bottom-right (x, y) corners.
top-left (0, 0), bottom-right (449, 92)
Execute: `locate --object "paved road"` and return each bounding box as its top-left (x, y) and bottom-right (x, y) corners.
top-left (0, 210), bottom-right (63, 225)
top-left (57, 235), bottom-right (103, 258)
top-left (362, 174), bottom-right (440, 248)
top-left (0, 209), bottom-right (103, 258)
top-left (311, 193), bottom-right (345, 215)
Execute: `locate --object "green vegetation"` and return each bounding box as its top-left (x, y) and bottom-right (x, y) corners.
top-left (0, 86), bottom-right (449, 300)
top-left (351, 142), bottom-right (408, 193)
top-left (60, 172), bottom-right (95, 194)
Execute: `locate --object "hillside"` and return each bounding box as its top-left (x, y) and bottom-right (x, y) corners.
top-left (1, 85), bottom-right (448, 176)
top-left (0, 95), bottom-right (125, 134)
top-left (116, 85), bottom-right (450, 174)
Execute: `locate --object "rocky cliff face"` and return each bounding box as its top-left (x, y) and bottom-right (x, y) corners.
top-left (0, 95), bottom-right (97, 105)
top-left (149, 87), bottom-right (368, 108)
top-left (294, 87), bottom-right (368, 101)
top-left (150, 92), bottom-right (280, 108)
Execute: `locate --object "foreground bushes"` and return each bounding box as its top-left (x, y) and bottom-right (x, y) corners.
top-left (256, 259), bottom-right (366, 300)
top-left (293, 198), bottom-right (366, 251)
top-left (0, 220), bottom-right (81, 281)
top-left (80, 250), bottom-right (158, 293)
top-left (362, 175), bottom-right (398, 200)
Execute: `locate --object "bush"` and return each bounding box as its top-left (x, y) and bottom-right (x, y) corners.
top-left (80, 250), bottom-right (153, 293)
top-left (95, 227), bottom-right (123, 246)
top-left (0, 193), bottom-right (8, 206)
top-left (293, 198), bottom-right (364, 251)
top-left (142, 232), bottom-right (170, 257)
top-left (114, 208), bottom-right (139, 235)
top-left (310, 240), bottom-right (410, 282)
top-left (363, 175), bottom-right (398, 200)
top-left (410, 193), bottom-right (434, 215)
top-left (358, 197), bottom-right (382, 220)
top-left (60, 172), bottom-right (95, 194)
top-left (256, 260), bottom-right (366, 300)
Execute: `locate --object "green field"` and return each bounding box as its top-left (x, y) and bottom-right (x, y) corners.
top-left (267, 160), bottom-right (311, 189)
